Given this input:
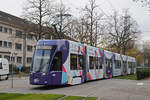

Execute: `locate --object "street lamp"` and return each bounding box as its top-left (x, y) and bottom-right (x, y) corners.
top-left (52, 13), bottom-right (72, 39)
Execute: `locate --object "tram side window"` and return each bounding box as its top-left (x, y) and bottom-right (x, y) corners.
top-left (51, 52), bottom-right (62, 71)
top-left (95, 57), bottom-right (99, 69)
top-left (108, 59), bottom-right (112, 68)
top-left (78, 55), bottom-right (84, 70)
top-left (115, 60), bottom-right (118, 68)
top-left (119, 61), bottom-right (121, 68)
top-left (130, 62), bottom-right (132, 68)
top-left (98, 57), bottom-right (103, 69)
top-left (128, 62), bottom-right (131, 68)
top-left (125, 61), bottom-right (127, 67)
top-left (70, 54), bottom-right (77, 70)
top-left (115, 60), bottom-right (121, 69)
top-left (89, 56), bottom-right (94, 69)
top-left (106, 59), bottom-right (108, 67)
top-left (109, 59), bottom-right (111, 68)
top-left (106, 59), bottom-right (110, 68)
top-left (0, 63), bottom-right (2, 69)
top-left (123, 61), bottom-right (126, 67)
top-left (133, 62), bottom-right (136, 68)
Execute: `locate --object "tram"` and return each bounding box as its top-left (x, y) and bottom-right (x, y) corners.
top-left (30, 40), bottom-right (136, 85)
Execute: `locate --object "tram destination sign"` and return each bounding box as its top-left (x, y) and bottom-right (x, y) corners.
top-left (36, 45), bottom-right (52, 50)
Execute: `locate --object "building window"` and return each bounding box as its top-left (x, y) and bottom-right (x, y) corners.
top-left (9, 28), bottom-right (12, 34)
top-left (27, 57), bottom-right (32, 64)
top-left (4, 55), bottom-right (10, 61)
top-left (16, 30), bottom-right (22, 38)
top-left (0, 26), bottom-right (2, 32)
top-left (11, 57), bottom-right (15, 62)
top-left (3, 41), bottom-right (7, 47)
top-left (8, 42), bottom-right (12, 48)
top-left (27, 45), bottom-right (33, 52)
top-left (0, 55), bottom-right (2, 58)
top-left (15, 43), bottom-right (22, 50)
top-left (27, 34), bottom-right (33, 40)
top-left (17, 57), bottom-right (22, 63)
top-left (4, 27), bottom-right (8, 33)
top-left (0, 41), bottom-right (2, 47)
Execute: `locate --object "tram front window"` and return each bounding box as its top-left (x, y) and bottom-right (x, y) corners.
top-left (32, 46), bottom-right (56, 73)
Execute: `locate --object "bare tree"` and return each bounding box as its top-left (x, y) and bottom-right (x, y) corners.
top-left (133, 0), bottom-right (150, 11)
top-left (22, 0), bottom-right (54, 40)
top-left (72, 17), bottom-right (90, 43)
top-left (143, 41), bottom-right (150, 66)
top-left (82, 0), bottom-right (103, 46)
top-left (53, 2), bottom-right (72, 37)
top-left (104, 10), bottom-right (140, 54)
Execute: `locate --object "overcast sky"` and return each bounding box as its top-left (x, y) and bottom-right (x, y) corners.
top-left (0, 0), bottom-right (149, 41)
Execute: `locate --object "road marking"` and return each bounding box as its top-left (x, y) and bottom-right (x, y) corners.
top-left (137, 82), bottom-right (144, 86)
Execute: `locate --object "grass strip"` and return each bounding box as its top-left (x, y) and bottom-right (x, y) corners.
top-left (0, 93), bottom-right (6, 96)
top-left (113, 74), bottom-right (137, 80)
top-left (7, 94), bottom-right (64, 100)
top-left (84, 97), bottom-right (97, 100)
top-left (0, 93), bottom-right (97, 100)
top-left (0, 93), bottom-right (24, 100)
top-left (60, 96), bottom-right (83, 100)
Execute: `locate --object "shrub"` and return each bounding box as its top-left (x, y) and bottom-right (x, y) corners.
top-left (9, 64), bottom-right (31, 74)
top-left (136, 67), bottom-right (150, 80)
top-left (21, 66), bottom-right (30, 73)
top-left (9, 64), bottom-right (18, 74)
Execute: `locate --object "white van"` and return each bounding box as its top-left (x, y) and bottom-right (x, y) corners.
top-left (0, 58), bottom-right (9, 80)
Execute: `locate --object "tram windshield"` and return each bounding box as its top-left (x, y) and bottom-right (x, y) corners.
top-left (32, 45), bottom-right (56, 73)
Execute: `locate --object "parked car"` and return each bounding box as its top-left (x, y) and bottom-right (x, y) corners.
top-left (0, 58), bottom-right (9, 80)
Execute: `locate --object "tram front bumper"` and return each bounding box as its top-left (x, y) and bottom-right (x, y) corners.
top-left (30, 73), bottom-right (50, 85)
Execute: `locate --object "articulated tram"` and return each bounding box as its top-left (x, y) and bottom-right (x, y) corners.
top-left (30, 40), bottom-right (136, 85)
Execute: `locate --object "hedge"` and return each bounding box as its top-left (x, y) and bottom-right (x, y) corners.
top-left (136, 67), bottom-right (150, 80)
top-left (9, 64), bottom-right (30, 74)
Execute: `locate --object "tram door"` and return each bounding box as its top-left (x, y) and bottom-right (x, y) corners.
top-left (122, 61), bottom-right (127, 75)
top-left (50, 52), bottom-right (62, 85)
top-left (106, 59), bottom-right (113, 78)
top-left (83, 46), bottom-right (87, 82)
top-left (130, 62), bottom-right (135, 74)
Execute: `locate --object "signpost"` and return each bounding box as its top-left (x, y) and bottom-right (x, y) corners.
top-left (10, 52), bottom-right (14, 88)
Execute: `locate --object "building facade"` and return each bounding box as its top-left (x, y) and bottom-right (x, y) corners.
top-left (0, 11), bottom-right (37, 67)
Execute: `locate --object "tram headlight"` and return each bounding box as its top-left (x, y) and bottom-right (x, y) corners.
top-left (44, 81), bottom-right (47, 84)
top-left (42, 73), bottom-right (46, 76)
top-left (34, 78), bottom-right (39, 83)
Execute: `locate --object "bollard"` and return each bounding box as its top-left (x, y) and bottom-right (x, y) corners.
top-left (19, 70), bottom-right (22, 79)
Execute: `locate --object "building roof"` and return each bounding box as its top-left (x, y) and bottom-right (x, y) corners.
top-left (0, 10), bottom-right (29, 29)
top-left (0, 10), bottom-right (75, 41)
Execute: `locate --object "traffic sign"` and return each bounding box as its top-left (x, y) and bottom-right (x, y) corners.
top-left (18, 65), bottom-right (22, 70)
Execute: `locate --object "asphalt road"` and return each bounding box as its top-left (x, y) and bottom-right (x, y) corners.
top-left (0, 77), bottom-right (150, 100)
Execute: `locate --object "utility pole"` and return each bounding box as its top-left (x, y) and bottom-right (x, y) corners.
top-left (23, 32), bottom-right (26, 67)
top-left (11, 52), bottom-right (14, 88)
top-left (95, 21), bottom-right (98, 47)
